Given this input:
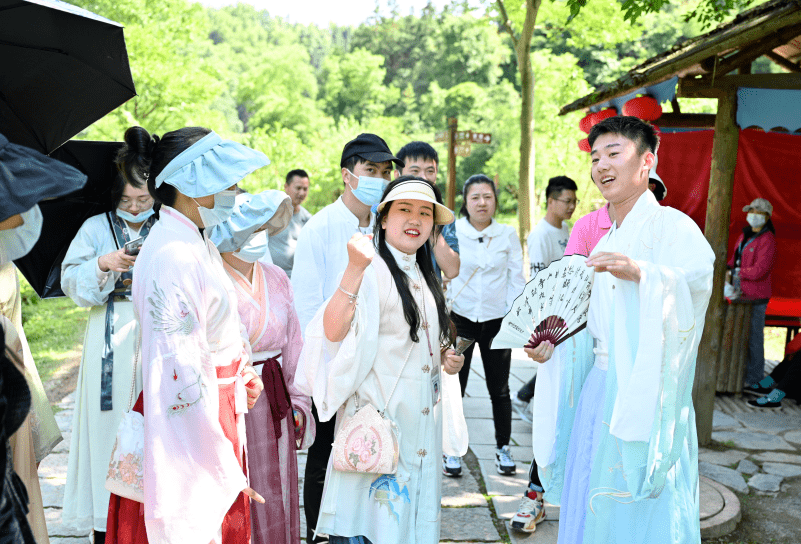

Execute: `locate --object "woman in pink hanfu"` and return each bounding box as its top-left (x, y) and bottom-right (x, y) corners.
top-left (211, 191), bottom-right (315, 544)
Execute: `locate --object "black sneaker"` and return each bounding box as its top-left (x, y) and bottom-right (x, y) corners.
top-left (743, 382), bottom-right (773, 396)
top-left (442, 455), bottom-right (462, 477)
top-left (747, 392), bottom-right (783, 409)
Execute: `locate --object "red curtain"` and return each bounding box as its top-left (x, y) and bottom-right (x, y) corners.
top-left (656, 129), bottom-right (801, 299)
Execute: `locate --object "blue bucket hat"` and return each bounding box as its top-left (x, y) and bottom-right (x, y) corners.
top-left (208, 190), bottom-right (293, 253)
top-left (155, 131), bottom-right (270, 198)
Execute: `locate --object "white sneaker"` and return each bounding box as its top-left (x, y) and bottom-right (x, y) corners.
top-left (443, 455), bottom-right (462, 477)
top-left (495, 445), bottom-right (516, 475)
top-left (510, 490), bottom-right (546, 532)
top-left (511, 394), bottom-right (532, 424)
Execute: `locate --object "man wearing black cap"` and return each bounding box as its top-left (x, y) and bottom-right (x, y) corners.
top-left (292, 133), bottom-right (402, 543)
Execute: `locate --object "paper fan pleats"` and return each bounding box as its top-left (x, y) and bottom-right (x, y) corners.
top-left (491, 254), bottom-right (594, 350)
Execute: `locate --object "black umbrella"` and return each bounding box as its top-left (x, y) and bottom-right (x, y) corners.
top-left (14, 140), bottom-right (122, 298)
top-left (0, 0), bottom-right (136, 154)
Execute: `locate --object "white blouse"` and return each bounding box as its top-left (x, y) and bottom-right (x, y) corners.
top-left (449, 217), bottom-right (525, 322)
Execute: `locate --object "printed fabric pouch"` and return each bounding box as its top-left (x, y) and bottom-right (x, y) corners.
top-left (332, 343), bottom-right (414, 475)
top-left (105, 332), bottom-right (144, 502)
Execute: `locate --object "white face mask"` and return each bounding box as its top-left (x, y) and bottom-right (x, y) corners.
top-left (746, 212), bottom-right (767, 229)
top-left (0, 205), bottom-right (43, 265)
top-left (235, 231), bottom-right (268, 263)
top-left (194, 190), bottom-right (236, 228)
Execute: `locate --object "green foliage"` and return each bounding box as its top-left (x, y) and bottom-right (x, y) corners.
top-left (320, 49), bottom-right (400, 124)
top-left (567, 0), bottom-right (754, 28)
top-left (67, 0), bottom-right (761, 225)
top-left (19, 275), bottom-right (88, 383)
top-left (237, 45), bottom-right (321, 134)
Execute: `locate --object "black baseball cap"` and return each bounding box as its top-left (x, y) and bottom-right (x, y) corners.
top-left (340, 133), bottom-right (404, 169)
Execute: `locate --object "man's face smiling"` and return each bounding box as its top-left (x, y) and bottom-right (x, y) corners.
top-left (590, 133), bottom-right (653, 206)
top-left (401, 157), bottom-right (437, 183)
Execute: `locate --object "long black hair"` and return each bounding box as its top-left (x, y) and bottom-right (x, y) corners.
top-left (374, 176), bottom-right (454, 348)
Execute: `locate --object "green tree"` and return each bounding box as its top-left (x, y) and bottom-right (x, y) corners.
top-left (320, 49), bottom-right (400, 124)
top-left (236, 45), bottom-right (322, 135)
top-left (70, 0), bottom-right (228, 139)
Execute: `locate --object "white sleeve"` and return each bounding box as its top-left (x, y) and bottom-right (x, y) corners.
top-left (291, 225), bottom-right (326, 335)
top-left (295, 266), bottom-right (380, 422)
top-left (61, 218), bottom-right (118, 307)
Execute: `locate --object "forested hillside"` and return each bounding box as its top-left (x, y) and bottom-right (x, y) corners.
top-left (69, 0), bottom-right (764, 218)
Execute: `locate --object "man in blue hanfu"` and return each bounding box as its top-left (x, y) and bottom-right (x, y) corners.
top-left (527, 115), bottom-right (714, 544)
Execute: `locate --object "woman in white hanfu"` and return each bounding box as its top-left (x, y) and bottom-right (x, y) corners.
top-left (209, 190), bottom-right (315, 544)
top-left (297, 177), bottom-right (465, 544)
top-left (105, 126), bottom-right (266, 544)
top-left (60, 144), bottom-right (156, 544)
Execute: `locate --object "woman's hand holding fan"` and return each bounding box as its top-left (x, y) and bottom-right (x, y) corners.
top-left (491, 254), bottom-right (594, 351)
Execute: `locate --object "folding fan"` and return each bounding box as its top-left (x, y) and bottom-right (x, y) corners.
top-left (491, 254), bottom-right (594, 350)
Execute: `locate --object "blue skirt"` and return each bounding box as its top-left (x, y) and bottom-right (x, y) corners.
top-left (557, 365), bottom-right (607, 544)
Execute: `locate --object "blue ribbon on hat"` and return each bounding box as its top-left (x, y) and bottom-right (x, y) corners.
top-left (154, 131), bottom-right (271, 198)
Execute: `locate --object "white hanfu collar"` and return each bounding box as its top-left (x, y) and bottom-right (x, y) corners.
top-left (386, 242), bottom-right (418, 279)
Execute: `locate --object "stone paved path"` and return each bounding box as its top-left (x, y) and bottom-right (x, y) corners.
top-left (44, 348), bottom-right (781, 543)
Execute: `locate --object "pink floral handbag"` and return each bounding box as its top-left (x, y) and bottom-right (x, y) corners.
top-left (331, 343), bottom-right (414, 475)
top-left (105, 332), bottom-right (144, 502)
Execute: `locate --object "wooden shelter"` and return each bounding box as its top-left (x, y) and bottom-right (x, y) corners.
top-left (559, 0), bottom-right (801, 445)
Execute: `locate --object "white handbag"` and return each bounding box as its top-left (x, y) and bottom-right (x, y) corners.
top-left (105, 331), bottom-right (144, 502)
top-left (331, 343), bottom-right (412, 475)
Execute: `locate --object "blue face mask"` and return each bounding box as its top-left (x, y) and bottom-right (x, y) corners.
top-left (235, 231), bottom-right (268, 263)
top-left (194, 190), bottom-right (236, 228)
top-left (116, 207), bottom-right (155, 224)
top-left (346, 170), bottom-right (387, 207)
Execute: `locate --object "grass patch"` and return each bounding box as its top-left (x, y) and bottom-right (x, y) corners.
top-left (19, 273), bottom-right (88, 384)
top-left (707, 440), bottom-right (739, 451)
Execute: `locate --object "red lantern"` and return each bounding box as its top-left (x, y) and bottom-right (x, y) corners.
top-left (579, 112), bottom-right (594, 133)
top-left (579, 108), bottom-right (616, 133)
top-left (578, 138), bottom-right (591, 153)
top-left (595, 108), bottom-right (616, 122)
top-left (622, 96), bottom-right (662, 121)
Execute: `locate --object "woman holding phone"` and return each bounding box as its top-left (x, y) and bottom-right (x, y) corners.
top-left (60, 144), bottom-right (158, 544)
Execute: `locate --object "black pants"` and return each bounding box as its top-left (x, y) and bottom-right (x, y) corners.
top-left (304, 402), bottom-right (336, 543)
top-left (517, 376), bottom-right (536, 403)
top-left (770, 350), bottom-right (801, 399)
top-left (452, 312), bottom-right (512, 449)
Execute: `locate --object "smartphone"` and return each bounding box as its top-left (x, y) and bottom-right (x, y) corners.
top-left (124, 236), bottom-right (144, 256)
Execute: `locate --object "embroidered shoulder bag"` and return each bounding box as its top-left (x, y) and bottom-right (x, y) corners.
top-left (331, 342), bottom-right (412, 475)
top-left (332, 263), bottom-right (435, 475)
top-left (105, 331), bottom-right (144, 502)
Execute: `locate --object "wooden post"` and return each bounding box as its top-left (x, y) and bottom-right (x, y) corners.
top-left (692, 88), bottom-right (739, 446)
top-left (447, 117), bottom-right (458, 211)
